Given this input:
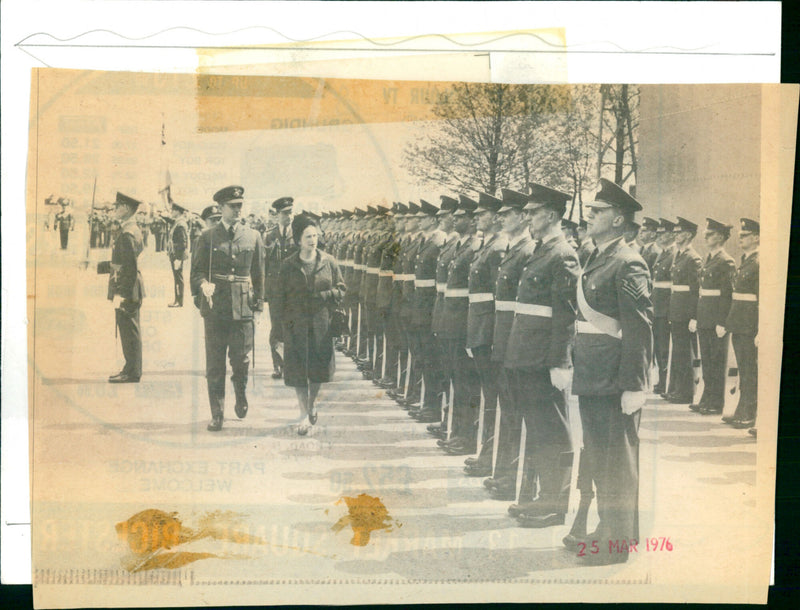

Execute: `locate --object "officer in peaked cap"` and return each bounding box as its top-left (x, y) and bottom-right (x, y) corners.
top-left (190, 185), bottom-right (265, 431)
top-left (638, 217), bottom-right (660, 270)
top-left (722, 218), bottom-right (759, 431)
top-left (99, 192), bottom-right (146, 383)
top-left (485, 186), bottom-right (537, 497)
top-left (561, 218), bottom-right (579, 249)
top-left (504, 184), bottom-right (577, 525)
top-left (461, 191), bottom-right (507, 472)
top-left (664, 216), bottom-right (702, 404)
top-left (569, 178), bottom-right (652, 564)
top-left (201, 204), bottom-right (222, 227)
top-left (265, 196), bottom-right (297, 378)
top-left (407, 198), bottom-right (449, 423)
top-left (360, 205), bottom-right (393, 381)
top-left (437, 195), bottom-right (481, 456)
top-left (167, 201), bottom-right (190, 307)
top-left (689, 218), bottom-right (736, 415)
top-left (576, 218), bottom-right (595, 267)
top-left (54, 198), bottom-right (74, 250)
top-left (651, 218), bottom-right (676, 393)
top-left (373, 203), bottom-right (402, 389)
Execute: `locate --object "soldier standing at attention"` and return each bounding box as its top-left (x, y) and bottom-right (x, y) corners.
top-left (638, 217), bottom-right (661, 272)
top-left (569, 178), bottom-right (652, 565)
top-left (98, 193), bottom-right (146, 383)
top-left (167, 202), bottom-right (189, 308)
top-left (651, 219), bottom-right (676, 394)
top-left (664, 217), bottom-right (702, 404)
top-left (462, 192), bottom-right (506, 473)
top-left (55, 201), bottom-right (74, 250)
top-left (264, 196), bottom-right (296, 379)
top-left (190, 186), bottom-right (265, 432)
top-left (508, 183), bottom-right (579, 528)
top-left (723, 218), bottom-right (759, 432)
top-left (690, 218), bottom-right (735, 415)
top-left (483, 188), bottom-right (535, 499)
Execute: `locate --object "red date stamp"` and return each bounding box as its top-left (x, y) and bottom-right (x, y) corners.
top-left (577, 537), bottom-right (673, 556)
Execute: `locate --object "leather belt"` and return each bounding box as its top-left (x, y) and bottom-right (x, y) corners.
top-left (732, 292), bottom-right (757, 301)
top-left (468, 293), bottom-right (493, 304)
top-left (494, 300), bottom-right (515, 311)
top-left (213, 274), bottom-right (250, 283)
top-left (415, 279), bottom-right (435, 288)
top-left (699, 288), bottom-right (721, 297)
top-left (671, 284), bottom-right (690, 292)
top-left (445, 288), bottom-right (469, 298)
top-left (515, 303), bottom-right (552, 317)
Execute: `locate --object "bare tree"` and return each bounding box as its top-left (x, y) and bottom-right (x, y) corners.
top-left (403, 83), bottom-right (570, 195)
top-left (596, 84), bottom-right (639, 190)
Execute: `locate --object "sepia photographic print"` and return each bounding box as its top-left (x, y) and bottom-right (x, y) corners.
top-left (25, 69), bottom-right (796, 606)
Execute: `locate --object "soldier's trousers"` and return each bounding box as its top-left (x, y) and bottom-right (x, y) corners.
top-left (374, 307), bottom-right (392, 380)
top-left (698, 328), bottom-right (726, 409)
top-left (668, 322), bottom-right (694, 399)
top-left (653, 317), bottom-right (670, 390)
top-left (401, 318), bottom-right (421, 401)
top-left (358, 301), bottom-right (369, 358)
top-left (116, 301), bottom-right (142, 378)
top-left (446, 338), bottom-right (480, 441)
top-left (472, 345), bottom-right (499, 462)
top-left (511, 368), bottom-right (573, 515)
top-left (267, 302), bottom-right (284, 371)
top-left (170, 256), bottom-right (184, 305)
top-left (494, 368), bottom-right (523, 481)
top-left (60, 228), bottom-right (69, 250)
top-left (411, 327), bottom-right (445, 410)
top-left (579, 394), bottom-right (640, 546)
top-left (731, 333), bottom-right (758, 422)
top-left (203, 315), bottom-right (254, 418)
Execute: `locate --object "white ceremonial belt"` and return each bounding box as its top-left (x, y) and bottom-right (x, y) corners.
top-left (671, 284), bottom-right (690, 292)
top-left (366, 267), bottom-right (380, 274)
top-left (353, 264), bottom-right (366, 270)
top-left (445, 288), bottom-right (469, 298)
top-left (515, 303), bottom-right (553, 317)
top-left (397, 274), bottom-right (414, 281)
top-left (732, 292), bottom-right (757, 302)
top-left (699, 288), bottom-right (721, 297)
top-left (436, 282), bottom-right (447, 293)
top-left (577, 320), bottom-right (617, 336)
top-left (415, 279), bottom-right (436, 288)
top-left (495, 300), bottom-right (516, 311)
top-left (345, 259), bottom-right (354, 265)
top-left (653, 281), bottom-right (671, 289)
top-left (469, 293), bottom-right (494, 303)
top-left (379, 270), bottom-right (393, 277)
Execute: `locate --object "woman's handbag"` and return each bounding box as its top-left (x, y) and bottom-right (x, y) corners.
top-left (329, 307), bottom-right (349, 337)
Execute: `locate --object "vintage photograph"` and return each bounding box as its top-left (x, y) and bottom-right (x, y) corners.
top-left (26, 70), bottom-right (794, 606)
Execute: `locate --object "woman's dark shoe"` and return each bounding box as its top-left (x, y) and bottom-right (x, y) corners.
top-left (308, 405), bottom-right (318, 425)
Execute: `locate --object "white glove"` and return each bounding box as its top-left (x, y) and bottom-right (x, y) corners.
top-left (621, 391), bottom-right (646, 415)
top-left (549, 367), bottom-right (572, 391)
top-left (754, 334), bottom-right (759, 348)
top-left (715, 325), bottom-right (726, 338)
top-left (465, 348), bottom-right (473, 358)
top-left (688, 319), bottom-right (697, 333)
top-left (200, 281), bottom-right (216, 298)
top-left (112, 294), bottom-right (122, 308)
top-left (173, 259), bottom-right (182, 271)
top-left (275, 342), bottom-right (284, 358)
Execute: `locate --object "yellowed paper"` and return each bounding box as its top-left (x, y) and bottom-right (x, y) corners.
top-left (27, 69), bottom-right (795, 607)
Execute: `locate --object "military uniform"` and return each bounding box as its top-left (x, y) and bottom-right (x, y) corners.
top-left (167, 206), bottom-right (189, 307)
top-left (437, 196), bottom-right (480, 453)
top-left (264, 197), bottom-right (297, 377)
top-left (55, 207), bottom-right (74, 250)
top-left (190, 186), bottom-right (265, 430)
top-left (693, 219), bottom-right (736, 414)
top-left (98, 193), bottom-right (145, 383)
top-left (571, 180), bottom-right (652, 563)
top-left (397, 204), bottom-right (424, 404)
top-left (651, 219), bottom-right (676, 394)
top-left (666, 218), bottom-right (702, 402)
top-left (464, 193), bottom-right (507, 470)
top-left (725, 219), bottom-right (759, 427)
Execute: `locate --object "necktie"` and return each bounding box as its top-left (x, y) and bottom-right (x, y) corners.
top-left (229, 225), bottom-right (235, 242)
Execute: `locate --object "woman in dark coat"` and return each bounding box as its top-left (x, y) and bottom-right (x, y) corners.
top-left (273, 214), bottom-right (346, 435)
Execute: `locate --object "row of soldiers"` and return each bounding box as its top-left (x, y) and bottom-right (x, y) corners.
top-left (306, 181), bottom-right (758, 565)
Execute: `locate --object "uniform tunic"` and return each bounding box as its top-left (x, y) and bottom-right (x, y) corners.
top-left (651, 246), bottom-right (675, 391)
top-left (667, 245), bottom-right (702, 400)
top-left (168, 217), bottom-right (189, 305)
